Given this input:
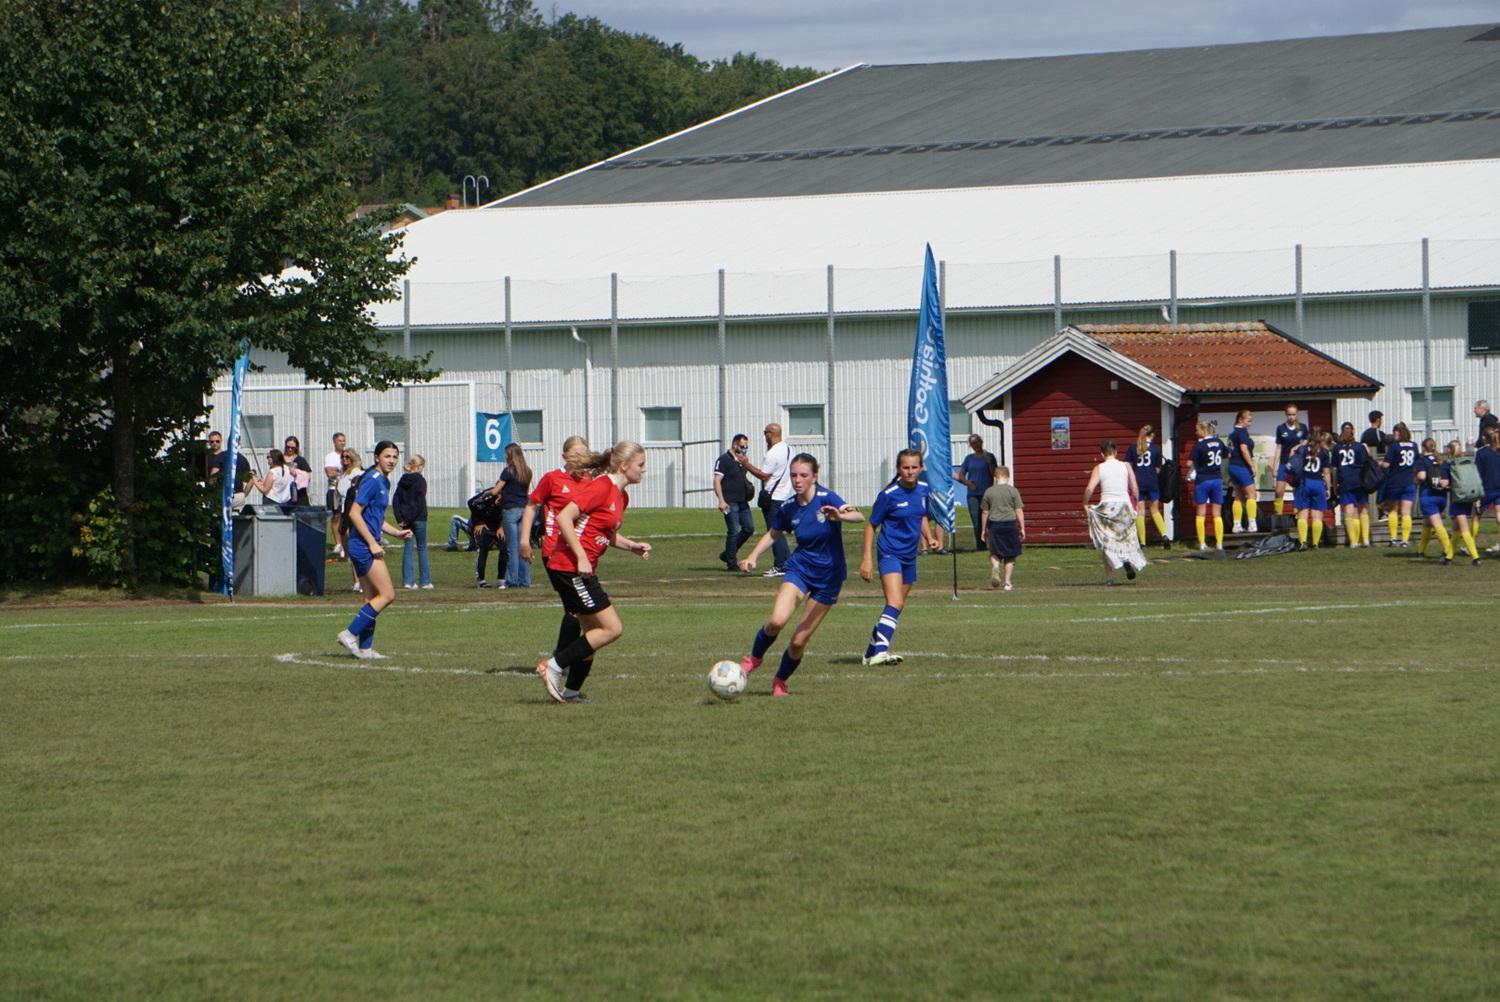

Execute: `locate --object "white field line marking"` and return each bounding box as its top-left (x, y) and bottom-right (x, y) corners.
top-left (275, 653), bottom-right (496, 676)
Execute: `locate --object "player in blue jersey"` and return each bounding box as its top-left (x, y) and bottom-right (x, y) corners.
top-left (1188, 420), bottom-right (1227, 550)
top-left (1227, 410), bottom-right (1259, 532)
top-left (1332, 423), bottom-right (1371, 547)
top-left (1439, 440), bottom-right (1482, 566)
top-left (1272, 405), bottom-right (1309, 517)
top-left (1413, 437), bottom-right (1458, 564)
top-left (1478, 428), bottom-right (1500, 554)
top-left (1125, 424), bottom-right (1169, 548)
top-left (1380, 422), bottom-right (1418, 546)
top-left (859, 448), bottom-right (933, 666)
top-left (337, 441), bottom-right (413, 660)
top-left (1288, 428), bottom-right (1332, 551)
top-left (738, 454), bottom-right (863, 696)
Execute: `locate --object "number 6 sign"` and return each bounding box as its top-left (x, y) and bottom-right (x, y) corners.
top-left (475, 412), bottom-right (512, 462)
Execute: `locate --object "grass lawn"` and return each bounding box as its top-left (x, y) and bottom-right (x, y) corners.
top-left (4, 509), bottom-right (1499, 1000)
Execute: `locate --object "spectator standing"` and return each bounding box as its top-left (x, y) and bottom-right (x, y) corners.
top-left (740, 422), bottom-right (794, 577)
top-left (713, 434), bottom-right (755, 571)
top-left (499, 443), bottom-right (533, 588)
top-left (468, 487), bottom-right (506, 588)
top-left (205, 430), bottom-right (252, 509)
top-left (324, 432), bottom-right (347, 553)
top-left (1360, 411), bottom-right (1390, 543)
top-left (955, 434), bottom-right (999, 551)
top-left (336, 449), bottom-right (362, 588)
top-left (979, 466), bottom-right (1025, 591)
top-left (1475, 400), bottom-right (1499, 448)
top-left (394, 455), bottom-right (432, 590)
top-left (283, 436), bottom-right (312, 505)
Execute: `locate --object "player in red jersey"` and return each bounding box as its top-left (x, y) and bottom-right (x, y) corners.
top-left (518, 435), bottom-right (593, 567)
top-left (535, 441), bottom-right (652, 704)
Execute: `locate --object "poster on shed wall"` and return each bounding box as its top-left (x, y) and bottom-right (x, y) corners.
top-left (1051, 417), bottom-right (1071, 450)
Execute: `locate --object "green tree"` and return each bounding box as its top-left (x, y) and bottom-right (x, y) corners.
top-left (0, 0), bottom-right (433, 587)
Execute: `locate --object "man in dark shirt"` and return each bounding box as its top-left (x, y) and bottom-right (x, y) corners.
top-left (1359, 410), bottom-right (1390, 453)
top-left (1475, 400), bottom-right (1498, 448)
top-left (205, 431), bottom-right (251, 506)
top-left (713, 434), bottom-right (755, 572)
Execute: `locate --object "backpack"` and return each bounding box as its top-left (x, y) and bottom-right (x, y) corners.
top-left (1447, 457), bottom-right (1483, 504)
top-left (1360, 456), bottom-right (1385, 494)
top-left (1158, 458), bottom-right (1179, 505)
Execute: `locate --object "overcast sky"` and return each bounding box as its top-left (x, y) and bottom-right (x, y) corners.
top-left (552, 0), bottom-right (1500, 70)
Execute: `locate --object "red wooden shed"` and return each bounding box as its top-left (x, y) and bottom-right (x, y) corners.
top-left (961, 323), bottom-right (1382, 544)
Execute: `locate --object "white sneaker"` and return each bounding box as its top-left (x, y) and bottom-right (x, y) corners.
top-left (333, 543), bottom-right (344, 557)
top-left (1246, 519), bottom-right (1258, 532)
top-left (537, 660), bottom-right (565, 702)
top-left (1216, 544), bottom-right (1224, 551)
top-left (1003, 582), bottom-right (1014, 592)
top-left (361, 649), bottom-right (389, 660)
top-left (351, 584), bottom-right (362, 592)
top-left (421, 583), bottom-right (435, 589)
top-left (862, 651), bottom-right (904, 666)
top-left (1231, 523), bottom-right (1244, 534)
top-left (403, 584), bottom-right (417, 590)
top-left (762, 567), bottom-right (785, 578)
top-left (336, 630), bottom-right (361, 658)
top-left (989, 569), bottom-right (1000, 589)
top-left (1199, 544), bottom-right (1209, 551)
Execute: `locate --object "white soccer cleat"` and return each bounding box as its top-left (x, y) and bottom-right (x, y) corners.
top-left (336, 630), bottom-right (361, 658)
top-left (1231, 523), bottom-right (1244, 534)
top-left (1246, 519), bottom-right (1258, 532)
top-left (862, 651), bottom-right (904, 666)
top-left (360, 649), bottom-right (389, 660)
top-left (537, 661), bottom-right (565, 703)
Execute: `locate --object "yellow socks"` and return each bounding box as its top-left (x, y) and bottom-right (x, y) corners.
top-left (1275, 499), bottom-right (1285, 516)
top-left (1246, 499), bottom-right (1258, 524)
top-left (1433, 522), bottom-right (1454, 560)
top-left (1297, 520), bottom-right (1309, 544)
top-left (1461, 530), bottom-right (1479, 560)
top-left (1387, 512), bottom-right (1399, 541)
top-left (1214, 517), bottom-right (1224, 546)
top-left (1151, 512), bottom-right (1169, 538)
top-left (1310, 520), bottom-right (1323, 547)
top-left (1417, 525), bottom-right (1433, 555)
top-left (1196, 516), bottom-right (1207, 547)
top-left (1401, 514), bottom-right (1413, 543)
top-left (1136, 515), bottom-right (1147, 544)
top-left (1232, 500), bottom-right (1244, 525)
top-left (1361, 510), bottom-right (1372, 543)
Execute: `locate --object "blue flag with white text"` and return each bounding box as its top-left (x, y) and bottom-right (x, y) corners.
top-left (908, 245), bottom-right (956, 532)
top-left (219, 347), bottom-right (250, 594)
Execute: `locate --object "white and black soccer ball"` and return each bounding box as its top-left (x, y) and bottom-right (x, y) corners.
top-left (707, 660), bottom-right (748, 701)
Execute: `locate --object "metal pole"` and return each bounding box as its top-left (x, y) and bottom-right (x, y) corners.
top-left (942, 259), bottom-right (958, 601)
top-left (1422, 237), bottom-right (1433, 443)
top-left (402, 279), bottom-right (411, 453)
top-left (571, 327), bottom-right (591, 447)
top-left (1294, 244), bottom-right (1304, 338)
top-left (504, 276), bottom-right (513, 414)
top-left (610, 273), bottom-right (620, 445)
top-left (1053, 255), bottom-right (1063, 331)
top-left (1168, 250), bottom-right (1178, 324)
top-left (718, 269), bottom-right (727, 448)
top-left (826, 265), bottom-right (836, 479)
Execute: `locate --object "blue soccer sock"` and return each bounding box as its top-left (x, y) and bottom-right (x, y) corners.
top-left (775, 651), bottom-right (802, 681)
top-left (751, 627), bottom-right (776, 659)
top-left (348, 604), bottom-right (378, 647)
top-left (864, 605), bottom-right (902, 659)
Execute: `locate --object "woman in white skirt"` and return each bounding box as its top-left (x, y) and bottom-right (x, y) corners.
top-left (1082, 440), bottom-right (1148, 585)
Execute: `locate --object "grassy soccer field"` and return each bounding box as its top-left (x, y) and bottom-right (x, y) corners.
top-left (4, 511), bottom-right (1499, 1000)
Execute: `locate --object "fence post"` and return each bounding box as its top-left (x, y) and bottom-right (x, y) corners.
top-left (610, 273), bottom-right (620, 445)
top-left (827, 264), bottom-right (836, 479)
top-left (504, 276), bottom-right (513, 411)
top-left (1053, 255), bottom-right (1063, 331)
top-left (1294, 244), bottom-right (1304, 338)
top-left (1422, 237), bottom-right (1433, 443)
top-left (718, 269), bottom-right (727, 449)
top-left (1168, 250), bottom-right (1178, 324)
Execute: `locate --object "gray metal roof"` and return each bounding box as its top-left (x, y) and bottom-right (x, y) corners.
top-left (501, 24), bottom-right (1500, 207)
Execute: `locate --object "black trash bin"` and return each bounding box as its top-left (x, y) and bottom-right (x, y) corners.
top-left (289, 507), bottom-right (331, 596)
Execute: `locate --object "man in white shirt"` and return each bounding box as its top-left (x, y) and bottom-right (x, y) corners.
top-left (740, 422), bottom-right (794, 577)
top-left (324, 432), bottom-right (346, 552)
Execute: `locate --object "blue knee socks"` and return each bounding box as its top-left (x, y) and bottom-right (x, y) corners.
top-left (776, 651), bottom-right (801, 680)
top-left (864, 605), bottom-right (901, 659)
top-left (348, 603), bottom-right (378, 650)
top-left (751, 628), bottom-right (776, 659)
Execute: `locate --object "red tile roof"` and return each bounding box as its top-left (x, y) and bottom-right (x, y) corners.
top-left (1076, 323), bottom-right (1380, 393)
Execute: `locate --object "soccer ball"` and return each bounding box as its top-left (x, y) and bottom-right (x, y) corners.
top-left (707, 660), bottom-right (748, 701)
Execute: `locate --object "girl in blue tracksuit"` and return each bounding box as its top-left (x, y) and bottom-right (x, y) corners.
top-left (1125, 424), bottom-right (1168, 547)
top-left (737, 453), bottom-right (863, 696)
top-left (1380, 421), bottom-right (1418, 545)
top-left (859, 448), bottom-right (932, 667)
top-left (1333, 423), bottom-right (1370, 547)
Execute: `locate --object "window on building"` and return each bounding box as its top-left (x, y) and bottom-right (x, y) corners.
top-left (949, 400), bottom-right (972, 437)
top-left (242, 415), bottom-right (274, 452)
top-left (1408, 387), bottom-right (1455, 424)
top-left (1469, 300), bottom-right (1500, 353)
top-left (371, 412), bottom-right (406, 448)
top-left (642, 406), bottom-right (682, 442)
top-left (512, 410), bottom-right (543, 444)
top-left (785, 405), bottom-right (825, 437)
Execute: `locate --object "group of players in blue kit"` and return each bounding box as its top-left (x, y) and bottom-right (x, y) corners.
top-left (736, 447), bottom-right (937, 696)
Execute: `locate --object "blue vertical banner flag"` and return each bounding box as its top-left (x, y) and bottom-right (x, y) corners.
top-left (476, 412), bottom-right (513, 462)
top-left (908, 245), bottom-right (957, 533)
top-left (219, 347), bottom-right (250, 595)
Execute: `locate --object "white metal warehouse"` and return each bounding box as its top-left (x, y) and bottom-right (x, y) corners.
top-left (214, 23), bottom-right (1500, 508)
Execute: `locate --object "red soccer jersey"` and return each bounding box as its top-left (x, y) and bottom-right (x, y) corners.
top-left (528, 468), bottom-right (594, 560)
top-left (546, 475), bottom-right (628, 575)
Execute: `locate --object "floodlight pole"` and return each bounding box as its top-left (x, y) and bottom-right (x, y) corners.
top-left (1422, 237), bottom-right (1433, 443)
